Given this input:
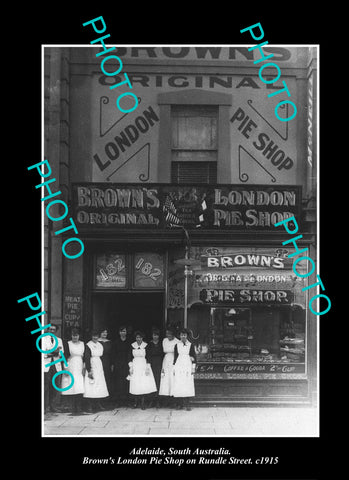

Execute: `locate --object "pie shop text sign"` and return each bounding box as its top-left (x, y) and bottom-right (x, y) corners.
top-left (72, 183), bottom-right (301, 230)
top-left (199, 288), bottom-right (294, 305)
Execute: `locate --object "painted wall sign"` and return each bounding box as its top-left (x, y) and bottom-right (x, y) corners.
top-left (63, 294), bottom-right (82, 329)
top-left (72, 183), bottom-right (301, 230)
top-left (109, 46), bottom-right (298, 63)
top-left (85, 47), bottom-right (306, 184)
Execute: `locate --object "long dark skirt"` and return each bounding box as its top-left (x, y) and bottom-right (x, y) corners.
top-left (112, 362), bottom-right (130, 402)
top-left (150, 357), bottom-right (163, 393)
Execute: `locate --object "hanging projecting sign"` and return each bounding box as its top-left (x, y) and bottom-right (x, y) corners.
top-left (72, 183), bottom-right (301, 231)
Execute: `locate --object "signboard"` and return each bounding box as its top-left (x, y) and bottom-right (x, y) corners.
top-left (199, 288), bottom-right (294, 305)
top-left (73, 183), bottom-right (301, 231)
top-left (63, 294), bottom-right (82, 329)
top-left (134, 253), bottom-right (165, 288)
top-left (109, 46), bottom-right (299, 63)
top-left (201, 252), bottom-right (294, 269)
top-left (167, 246), bottom-right (306, 309)
top-left (195, 362), bottom-right (305, 379)
top-left (95, 253), bottom-right (126, 288)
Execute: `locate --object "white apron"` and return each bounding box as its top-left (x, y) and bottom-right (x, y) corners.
top-left (172, 342), bottom-right (195, 398)
top-left (83, 341), bottom-right (109, 398)
top-left (129, 342), bottom-right (157, 395)
top-left (61, 341), bottom-right (85, 395)
top-left (159, 337), bottom-right (180, 396)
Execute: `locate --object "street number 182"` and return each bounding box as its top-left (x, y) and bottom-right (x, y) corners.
top-left (135, 257), bottom-right (162, 281)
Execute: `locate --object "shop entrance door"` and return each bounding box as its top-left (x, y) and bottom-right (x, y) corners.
top-left (92, 292), bottom-right (164, 342)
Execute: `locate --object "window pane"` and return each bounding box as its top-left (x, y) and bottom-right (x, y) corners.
top-left (95, 253), bottom-right (127, 288)
top-left (171, 106), bottom-right (218, 150)
top-left (134, 253), bottom-right (165, 288)
top-left (172, 116), bottom-right (217, 149)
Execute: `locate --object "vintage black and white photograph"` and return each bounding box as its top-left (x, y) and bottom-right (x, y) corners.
top-left (41, 43), bottom-right (319, 437)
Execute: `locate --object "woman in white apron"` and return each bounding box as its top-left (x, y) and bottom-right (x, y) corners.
top-left (83, 331), bottom-right (109, 412)
top-left (61, 328), bottom-right (85, 414)
top-left (172, 328), bottom-right (196, 411)
top-left (128, 331), bottom-right (157, 409)
top-left (159, 328), bottom-right (180, 405)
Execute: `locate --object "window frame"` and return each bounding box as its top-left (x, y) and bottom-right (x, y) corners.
top-left (157, 89), bottom-right (232, 183)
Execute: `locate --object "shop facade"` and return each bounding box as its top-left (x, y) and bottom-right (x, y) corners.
top-left (44, 45), bottom-right (317, 405)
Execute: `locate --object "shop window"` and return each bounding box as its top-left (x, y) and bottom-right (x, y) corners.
top-left (171, 105), bottom-right (218, 184)
top-left (190, 305), bottom-right (305, 365)
top-left (169, 246), bottom-right (308, 377)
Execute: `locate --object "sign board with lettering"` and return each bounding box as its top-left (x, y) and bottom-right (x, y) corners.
top-left (72, 183), bottom-right (301, 231)
top-left (195, 362), bottom-right (305, 379)
top-left (63, 294), bottom-right (82, 330)
top-left (110, 46), bottom-right (301, 63)
top-left (199, 288), bottom-right (294, 305)
top-left (167, 246), bottom-right (307, 309)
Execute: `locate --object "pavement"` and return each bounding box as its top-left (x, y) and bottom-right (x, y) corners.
top-left (43, 405), bottom-right (319, 436)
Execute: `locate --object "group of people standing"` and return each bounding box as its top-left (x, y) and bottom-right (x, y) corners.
top-left (44, 325), bottom-right (196, 415)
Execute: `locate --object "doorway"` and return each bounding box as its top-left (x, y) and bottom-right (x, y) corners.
top-left (91, 291), bottom-right (164, 342)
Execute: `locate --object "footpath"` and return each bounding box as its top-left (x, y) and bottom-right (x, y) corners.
top-left (44, 405), bottom-right (318, 436)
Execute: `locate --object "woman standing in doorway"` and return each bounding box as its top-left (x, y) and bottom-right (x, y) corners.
top-left (159, 327), bottom-right (180, 406)
top-left (83, 330), bottom-right (109, 412)
top-left (128, 331), bottom-right (157, 410)
top-left (111, 325), bottom-right (130, 407)
top-left (146, 328), bottom-right (164, 408)
top-left (61, 328), bottom-right (85, 414)
top-left (98, 327), bottom-right (113, 407)
top-left (172, 328), bottom-right (196, 411)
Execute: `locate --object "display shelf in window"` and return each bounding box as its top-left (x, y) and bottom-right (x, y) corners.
top-left (203, 306), bottom-right (306, 365)
top-left (280, 337), bottom-right (305, 361)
